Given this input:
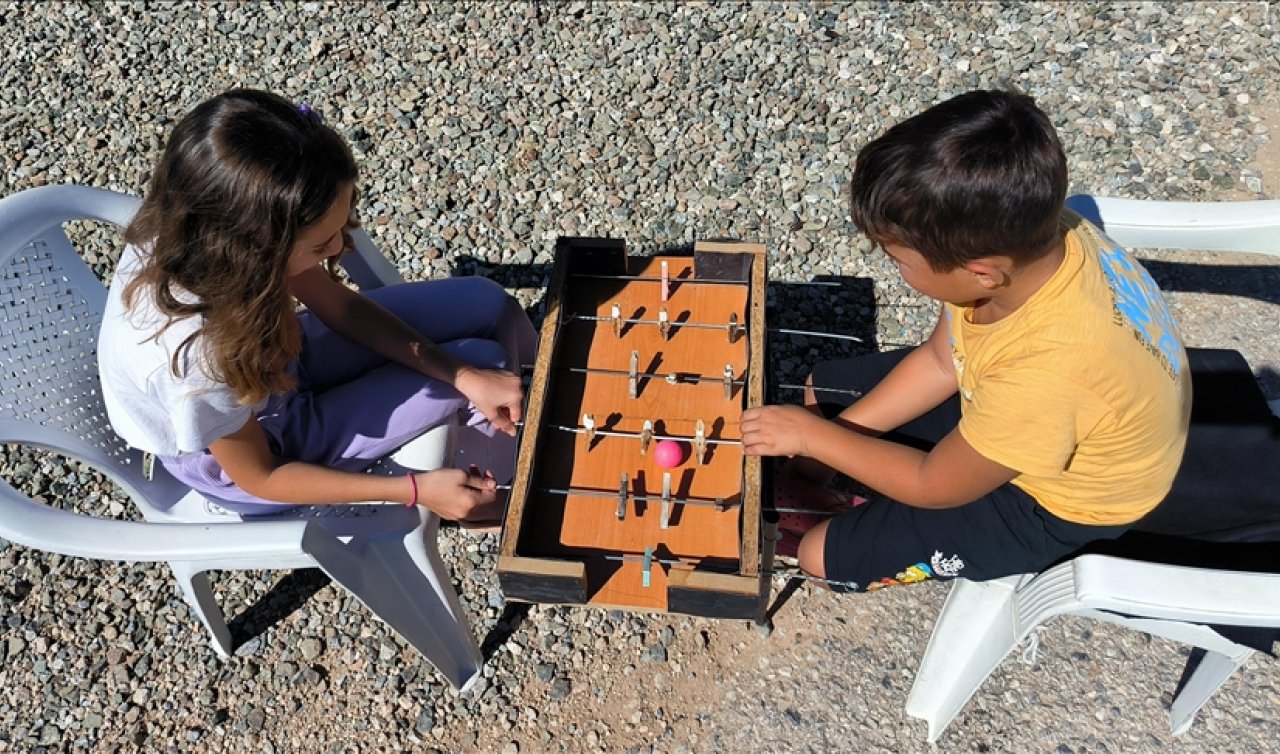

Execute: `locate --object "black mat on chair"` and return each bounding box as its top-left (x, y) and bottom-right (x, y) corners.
top-left (1134, 348), bottom-right (1280, 541)
top-left (1079, 348), bottom-right (1280, 652)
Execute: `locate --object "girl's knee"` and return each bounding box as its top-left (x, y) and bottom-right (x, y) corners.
top-left (461, 276), bottom-right (511, 316)
top-left (454, 338), bottom-right (509, 371)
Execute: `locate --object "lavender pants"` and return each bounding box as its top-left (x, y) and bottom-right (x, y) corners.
top-left (160, 277), bottom-right (537, 515)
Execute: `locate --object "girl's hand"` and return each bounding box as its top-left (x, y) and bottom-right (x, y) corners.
top-left (413, 468), bottom-right (499, 520)
top-left (454, 367), bottom-right (524, 436)
top-left (741, 405), bottom-right (822, 458)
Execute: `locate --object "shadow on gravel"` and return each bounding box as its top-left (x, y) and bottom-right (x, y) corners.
top-left (764, 575), bottom-right (806, 625)
top-left (227, 569), bottom-right (332, 650)
top-left (1140, 258), bottom-right (1280, 307)
top-left (481, 601), bottom-right (532, 661)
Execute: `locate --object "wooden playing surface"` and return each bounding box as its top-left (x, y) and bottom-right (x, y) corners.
top-left (512, 254), bottom-right (753, 610)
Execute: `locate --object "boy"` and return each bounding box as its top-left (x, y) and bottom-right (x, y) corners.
top-left (741, 90), bottom-right (1191, 591)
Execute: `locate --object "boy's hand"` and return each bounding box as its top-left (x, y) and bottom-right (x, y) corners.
top-left (455, 367), bottom-right (524, 436)
top-left (741, 405), bottom-right (823, 458)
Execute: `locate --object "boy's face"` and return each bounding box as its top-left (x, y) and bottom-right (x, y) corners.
top-left (882, 243), bottom-right (990, 306)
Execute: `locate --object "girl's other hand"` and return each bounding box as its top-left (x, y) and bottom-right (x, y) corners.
top-left (414, 468), bottom-right (498, 520)
top-left (455, 367), bottom-right (524, 436)
top-left (741, 405), bottom-right (821, 458)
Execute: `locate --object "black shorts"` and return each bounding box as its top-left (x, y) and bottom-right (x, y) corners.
top-left (809, 349), bottom-right (1131, 592)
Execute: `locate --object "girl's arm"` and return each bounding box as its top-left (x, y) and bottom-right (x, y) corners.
top-left (288, 266), bottom-right (523, 434)
top-left (207, 417), bottom-right (497, 519)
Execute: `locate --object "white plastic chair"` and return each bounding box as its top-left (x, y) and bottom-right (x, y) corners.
top-left (905, 195), bottom-right (1280, 741)
top-left (0, 184), bottom-right (484, 690)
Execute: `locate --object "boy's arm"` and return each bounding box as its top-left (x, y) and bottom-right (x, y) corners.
top-left (794, 420), bottom-right (1018, 508)
top-left (742, 311), bottom-right (1018, 507)
top-left (782, 311), bottom-right (957, 484)
top-left (742, 409), bottom-right (1017, 508)
top-left (830, 311), bottom-right (958, 435)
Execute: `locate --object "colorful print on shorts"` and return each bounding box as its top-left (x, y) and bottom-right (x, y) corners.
top-left (867, 551), bottom-right (965, 591)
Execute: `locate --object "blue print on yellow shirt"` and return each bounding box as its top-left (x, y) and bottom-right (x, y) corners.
top-left (1097, 244), bottom-right (1185, 376)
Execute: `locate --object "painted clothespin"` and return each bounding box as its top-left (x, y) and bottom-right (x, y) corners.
top-left (694, 419), bottom-right (708, 465)
top-left (616, 472), bottom-right (629, 521)
top-left (660, 472), bottom-right (672, 529)
top-left (722, 364), bottom-right (734, 400)
top-left (658, 307), bottom-right (670, 341)
top-left (611, 302), bottom-right (623, 338)
top-left (639, 419), bottom-right (654, 455)
top-left (641, 546), bottom-right (654, 588)
top-left (582, 413), bottom-right (596, 449)
top-left (660, 260), bottom-right (670, 302)
top-left (628, 350), bottom-right (640, 399)
top-left (727, 312), bottom-right (740, 343)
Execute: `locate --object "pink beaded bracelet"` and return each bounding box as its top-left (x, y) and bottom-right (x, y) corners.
top-left (406, 474), bottom-right (419, 508)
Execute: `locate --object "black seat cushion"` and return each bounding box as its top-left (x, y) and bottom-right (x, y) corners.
top-left (1132, 348), bottom-right (1280, 542)
top-left (1078, 348), bottom-right (1280, 652)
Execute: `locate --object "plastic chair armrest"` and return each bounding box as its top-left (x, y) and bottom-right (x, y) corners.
top-left (342, 228), bottom-right (406, 290)
top-left (1066, 195), bottom-right (1280, 257)
top-left (1073, 554), bottom-right (1280, 627)
top-left (0, 485), bottom-right (308, 563)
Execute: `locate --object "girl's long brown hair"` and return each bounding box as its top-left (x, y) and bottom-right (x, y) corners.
top-left (123, 89), bottom-right (357, 405)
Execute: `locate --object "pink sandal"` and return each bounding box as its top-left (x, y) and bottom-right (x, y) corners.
top-left (771, 474), bottom-right (868, 559)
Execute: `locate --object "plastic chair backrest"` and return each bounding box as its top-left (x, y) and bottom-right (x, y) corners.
top-left (0, 187), bottom-right (194, 514)
top-left (0, 183), bottom-right (410, 519)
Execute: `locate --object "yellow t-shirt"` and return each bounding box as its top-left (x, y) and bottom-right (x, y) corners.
top-left (944, 210), bottom-right (1192, 525)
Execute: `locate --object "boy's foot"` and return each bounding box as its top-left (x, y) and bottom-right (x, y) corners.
top-left (770, 472), bottom-right (868, 567)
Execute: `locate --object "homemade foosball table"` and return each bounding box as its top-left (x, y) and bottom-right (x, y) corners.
top-left (498, 237), bottom-right (774, 620)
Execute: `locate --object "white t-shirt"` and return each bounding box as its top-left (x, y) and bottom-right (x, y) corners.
top-left (98, 245), bottom-right (265, 457)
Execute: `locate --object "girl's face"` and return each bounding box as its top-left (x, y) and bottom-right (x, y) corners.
top-left (287, 182), bottom-right (354, 277)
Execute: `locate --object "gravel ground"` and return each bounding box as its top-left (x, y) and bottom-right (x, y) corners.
top-left (2, 2), bottom-right (1279, 752)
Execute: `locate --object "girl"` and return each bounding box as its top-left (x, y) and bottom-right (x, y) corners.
top-left (98, 89), bottom-right (536, 523)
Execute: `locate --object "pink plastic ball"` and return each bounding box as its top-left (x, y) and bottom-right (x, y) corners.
top-left (653, 439), bottom-right (685, 469)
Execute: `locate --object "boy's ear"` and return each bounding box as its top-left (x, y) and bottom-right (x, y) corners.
top-left (963, 259), bottom-right (1010, 290)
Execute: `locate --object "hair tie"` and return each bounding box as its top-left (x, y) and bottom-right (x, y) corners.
top-left (296, 102), bottom-right (323, 123)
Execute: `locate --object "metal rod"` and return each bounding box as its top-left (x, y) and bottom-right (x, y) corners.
top-left (769, 327), bottom-right (863, 343)
top-left (570, 273), bottom-right (744, 286)
top-left (564, 365), bottom-right (745, 387)
top-left (775, 384), bottom-right (865, 397)
top-left (594, 554), bottom-right (862, 591)
top-left (569, 314), bottom-right (742, 333)
top-left (516, 484), bottom-right (740, 509)
top-left (492, 486), bottom-right (839, 516)
top-left (768, 568), bottom-right (862, 591)
top-left (546, 423), bottom-right (742, 446)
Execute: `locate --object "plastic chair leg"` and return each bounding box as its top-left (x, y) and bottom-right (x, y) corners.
top-left (169, 561), bottom-right (234, 657)
top-left (906, 576), bottom-right (1023, 742)
top-left (1170, 648), bottom-right (1254, 735)
top-left (302, 512), bottom-right (484, 690)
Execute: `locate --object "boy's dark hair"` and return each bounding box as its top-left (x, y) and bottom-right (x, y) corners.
top-left (849, 90), bottom-right (1068, 271)
top-left (124, 88), bottom-right (359, 404)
